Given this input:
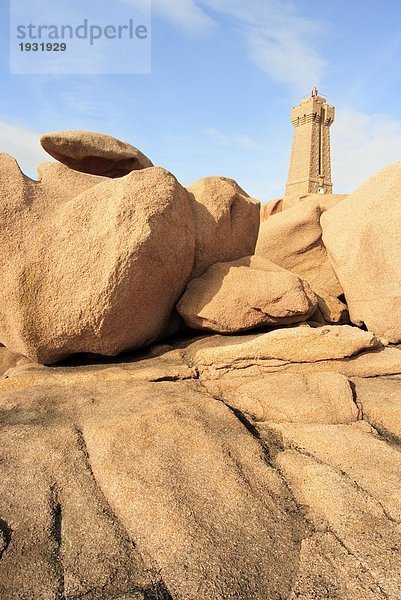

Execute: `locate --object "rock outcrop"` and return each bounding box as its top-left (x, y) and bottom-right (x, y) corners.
top-left (177, 256), bottom-right (317, 333)
top-left (322, 163), bottom-right (401, 342)
top-left (0, 367), bottom-right (307, 600)
top-left (1, 129), bottom-right (401, 599)
top-left (0, 337), bottom-right (400, 599)
top-left (41, 130), bottom-right (153, 177)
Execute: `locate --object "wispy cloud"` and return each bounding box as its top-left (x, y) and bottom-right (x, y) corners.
top-left (204, 127), bottom-right (262, 150)
top-left (131, 0), bottom-right (327, 91)
top-left (155, 0), bottom-right (215, 30)
top-left (123, 0), bottom-right (215, 31)
top-left (0, 121), bottom-right (50, 179)
top-left (200, 0), bottom-right (327, 92)
top-left (332, 108), bottom-right (401, 193)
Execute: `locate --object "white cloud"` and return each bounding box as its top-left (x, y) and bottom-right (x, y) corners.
top-left (0, 121), bottom-right (50, 179)
top-left (332, 108), bottom-right (401, 193)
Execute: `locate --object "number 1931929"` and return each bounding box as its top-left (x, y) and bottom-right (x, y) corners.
top-left (19, 42), bottom-right (67, 51)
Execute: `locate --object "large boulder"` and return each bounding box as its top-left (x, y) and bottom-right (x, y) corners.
top-left (0, 157), bottom-right (195, 363)
top-left (177, 256), bottom-right (317, 333)
top-left (187, 176), bottom-right (260, 277)
top-left (40, 130), bottom-right (153, 177)
top-left (321, 163), bottom-right (401, 342)
top-left (255, 197), bottom-right (342, 297)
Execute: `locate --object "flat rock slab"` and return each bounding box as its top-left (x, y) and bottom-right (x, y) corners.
top-left (1, 341), bottom-right (401, 598)
top-left (266, 421), bottom-right (401, 523)
top-left (227, 372), bottom-right (358, 424)
top-left (184, 325), bottom-right (383, 378)
top-left (279, 448), bottom-right (401, 599)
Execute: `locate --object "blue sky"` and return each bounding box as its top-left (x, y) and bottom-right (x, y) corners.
top-left (1, 0), bottom-right (401, 201)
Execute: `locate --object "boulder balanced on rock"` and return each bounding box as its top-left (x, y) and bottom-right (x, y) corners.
top-left (1, 128), bottom-right (401, 366)
top-left (41, 130), bottom-right (153, 177)
top-left (0, 136), bottom-right (261, 364)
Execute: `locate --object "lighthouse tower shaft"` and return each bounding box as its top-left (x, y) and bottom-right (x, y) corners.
top-left (284, 92), bottom-right (335, 208)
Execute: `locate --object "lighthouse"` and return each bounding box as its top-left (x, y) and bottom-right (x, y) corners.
top-left (284, 88), bottom-right (335, 209)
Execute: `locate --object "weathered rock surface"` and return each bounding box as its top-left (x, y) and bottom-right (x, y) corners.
top-left (215, 367), bottom-right (401, 599)
top-left (322, 163), bottom-right (401, 342)
top-left (314, 290), bottom-right (349, 324)
top-left (36, 161), bottom-right (107, 204)
top-left (40, 130), bottom-right (153, 177)
top-left (0, 161), bottom-right (195, 363)
top-left (352, 376), bottom-right (401, 441)
top-left (277, 444), bottom-right (401, 599)
top-left (227, 372), bottom-right (358, 424)
top-left (256, 197), bottom-right (342, 297)
top-left (1, 339), bottom-right (401, 599)
top-left (187, 176), bottom-right (260, 277)
top-left (0, 371), bottom-right (307, 599)
top-left (269, 421), bottom-right (401, 522)
top-left (177, 256), bottom-right (317, 333)
top-left (260, 197), bottom-right (283, 220)
top-left (282, 192), bottom-right (347, 212)
top-left (0, 346), bottom-right (30, 377)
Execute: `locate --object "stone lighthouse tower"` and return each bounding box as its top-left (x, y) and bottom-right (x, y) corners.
top-left (284, 87), bottom-right (335, 208)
